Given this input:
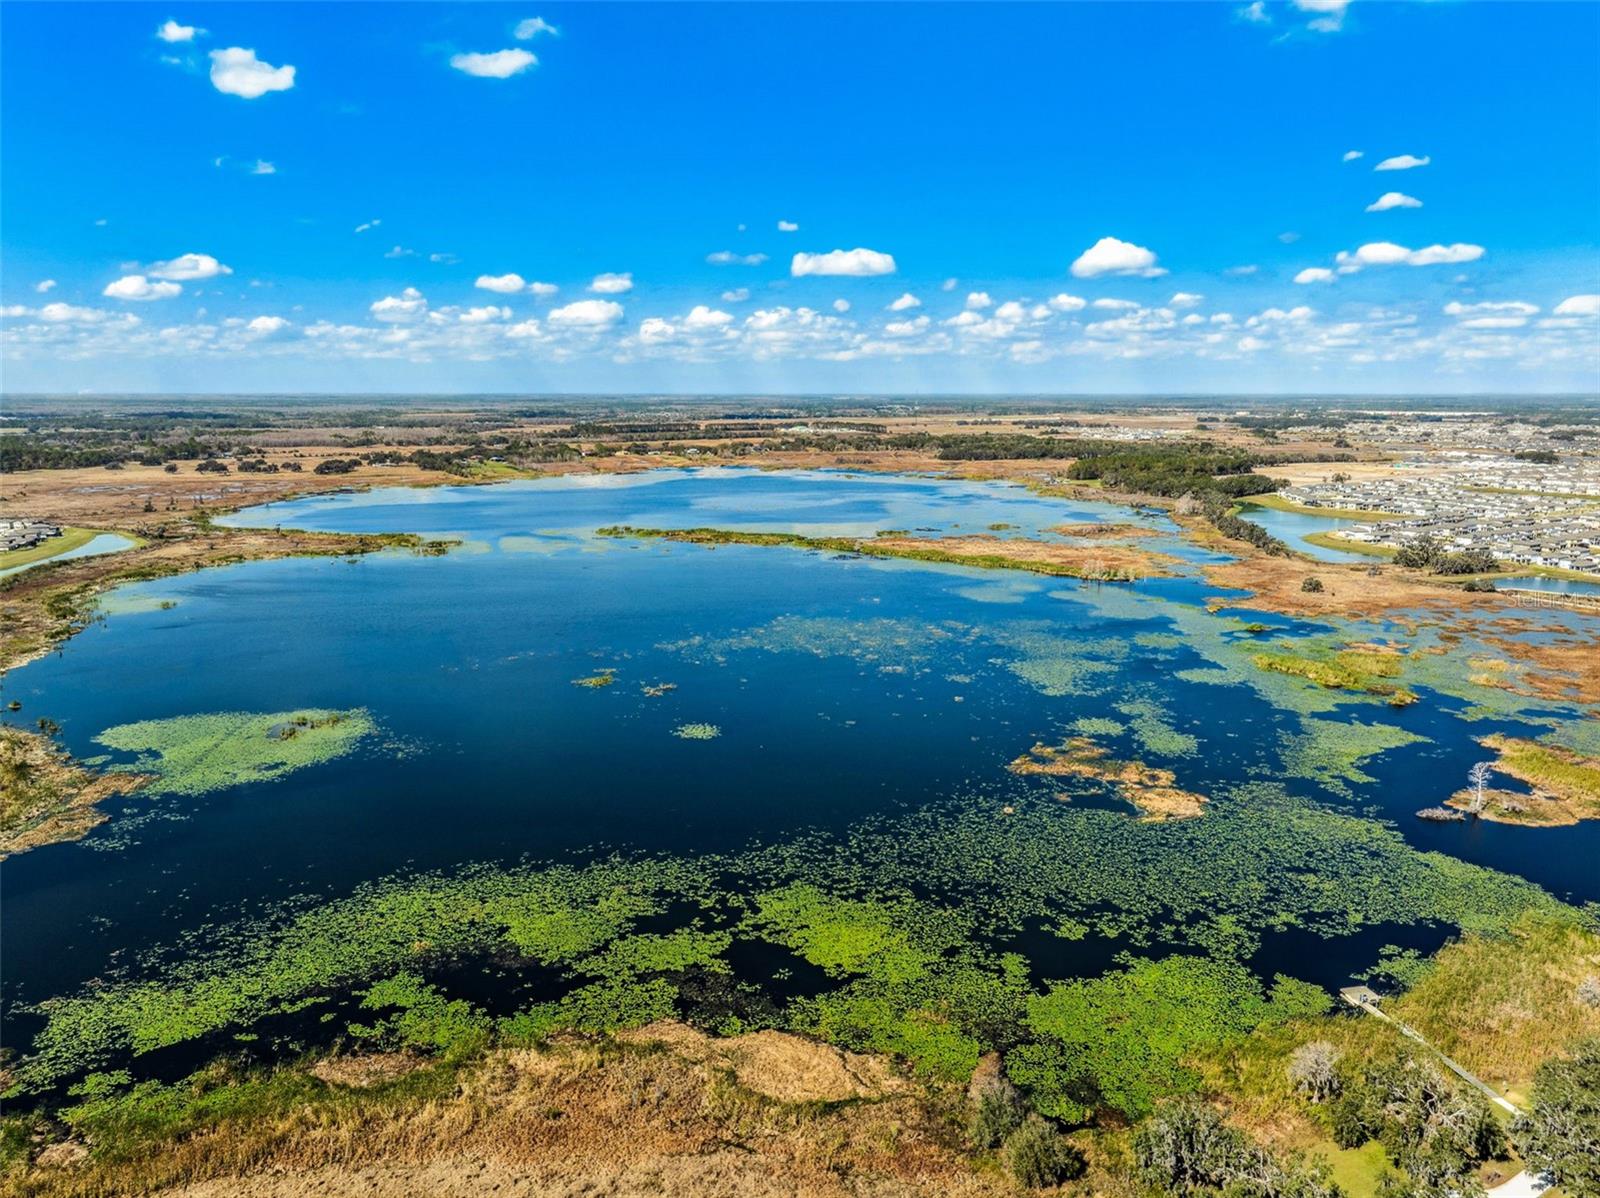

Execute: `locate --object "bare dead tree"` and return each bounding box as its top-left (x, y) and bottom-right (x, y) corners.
top-left (1466, 761), bottom-right (1493, 815)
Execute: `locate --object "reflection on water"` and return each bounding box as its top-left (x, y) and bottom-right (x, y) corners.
top-left (1235, 502), bottom-right (1376, 563)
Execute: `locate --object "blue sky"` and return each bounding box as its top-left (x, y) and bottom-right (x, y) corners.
top-left (3, 1), bottom-right (1598, 395)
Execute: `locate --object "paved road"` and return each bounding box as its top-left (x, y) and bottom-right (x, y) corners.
top-left (1488, 1169), bottom-right (1554, 1197)
top-left (1339, 990), bottom-right (1557, 1198)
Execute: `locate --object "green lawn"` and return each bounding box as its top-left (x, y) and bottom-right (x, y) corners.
top-left (1301, 531), bottom-right (1392, 558)
top-left (1309, 1139), bottom-right (1393, 1198)
top-left (1239, 494), bottom-right (1402, 521)
top-left (0, 526), bottom-right (109, 571)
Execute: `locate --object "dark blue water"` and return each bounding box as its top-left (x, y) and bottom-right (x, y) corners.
top-left (2, 469), bottom-right (1595, 1055)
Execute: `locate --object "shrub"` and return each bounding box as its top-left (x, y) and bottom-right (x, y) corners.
top-left (1301, 577), bottom-right (1325, 594)
top-left (1004, 1116), bottom-right (1086, 1189)
top-left (1329, 1053), bottom-right (1504, 1181)
top-left (1134, 1100), bottom-right (1338, 1198)
top-left (1289, 1040), bottom-right (1342, 1102)
top-left (1511, 1038), bottom-right (1600, 1197)
top-left (969, 1087), bottom-right (1026, 1149)
top-left (1394, 536), bottom-right (1441, 570)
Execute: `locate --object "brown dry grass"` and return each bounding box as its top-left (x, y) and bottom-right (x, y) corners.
top-left (0, 726), bottom-right (147, 858)
top-left (1389, 914), bottom-right (1600, 1100)
top-left (11, 1031), bottom-right (1022, 1198)
top-left (0, 457), bottom-right (453, 530)
top-left (871, 534), bottom-right (1179, 580)
top-left (616, 1022), bottom-right (908, 1104)
top-left (1008, 737), bottom-right (1206, 821)
top-left (1049, 522), bottom-right (1159, 540)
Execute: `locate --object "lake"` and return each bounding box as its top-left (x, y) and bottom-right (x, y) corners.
top-left (3, 469), bottom-right (1595, 1097)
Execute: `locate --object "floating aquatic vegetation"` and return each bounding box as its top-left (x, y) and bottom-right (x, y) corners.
top-left (1009, 955), bottom-right (1326, 1121)
top-left (1115, 695), bottom-right (1199, 758)
top-left (95, 592), bottom-right (179, 617)
top-left (1133, 631), bottom-right (1184, 651)
top-left (1277, 717), bottom-right (1428, 797)
top-left (571, 670), bottom-right (616, 688)
top-left (1071, 717), bottom-right (1126, 738)
top-left (672, 723), bottom-right (721, 740)
top-left (7, 780), bottom-right (1565, 1097)
top-left (93, 709), bottom-right (374, 797)
top-left (682, 615), bottom-right (966, 672)
top-left (989, 627), bottom-right (1128, 698)
top-left (574, 929), bottom-right (733, 980)
top-left (641, 682), bottom-right (677, 697)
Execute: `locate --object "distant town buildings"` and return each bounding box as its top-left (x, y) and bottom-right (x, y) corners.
top-left (1283, 454), bottom-right (1600, 576)
top-left (0, 519), bottom-right (63, 553)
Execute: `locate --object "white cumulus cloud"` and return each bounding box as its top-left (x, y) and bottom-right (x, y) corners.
top-left (721, 288), bottom-right (750, 303)
top-left (1047, 293), bottom-right (1087, 312)
top-left (965, 291), bottom-right (993, 310)
top-left (1294, 268), bottom-right (1336, 284)
top-left (157, 19), bottom-right (199, 42)
top-left (884, 316), bottom-right (930, 337)
top-left (777, 220), bottom-right (799, 232)
top-left (589, 272), bottom-right (633, 294)
top-left (1342, 150), bottom-right (1364, 162)
top-left (1375, 154), bottom-right (1430, 171)
top-left (1170, 292), bottom-right (1204, 308)
top-left (832, 299), bottom-right (850, 313)
top-left (370, 287), bottom-right (426, 321)
top-left (103, 275), bottom-right (182, 301)
top-left (450, 49), bottom-right (537, 78)
top-left (682, 305), bottom-right (734, 331)
top-left (514, 17), bottom-right (558, 39)
top-left (549, 299), bottom-right (623, 328)
top-left (149, 252), bottom-right (232, 281)
top-left (1553, 294), bottom-right (1600, 316)
top-left (707, 251), bottom-right (768, 266)
top-left (1069, 236), bottom-right (1165, 279)
top-left (36, 280), bottom-right (57, 293)
top-left (1366, 192), bottom-right (1422, 212)
top-left (790, 248), bottom-right (896, 277)
top-left (1444, 301), bottom-right (1538, 318)
top-left (1333, 242), bottom-right (1484, 273)
top-left (476, 273), bottom-right (527, 294)
top-left (209, 47), bottom-right (295, 98)
top-left (888, 293), bottom-right (920, 311)
top-left (245, 315), bottom-right (290, 335)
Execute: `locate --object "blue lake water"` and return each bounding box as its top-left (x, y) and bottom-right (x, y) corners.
top-left (3, 469), bottom-right (1596, 1088)
top-left (0, 531), bottom-right (138, 580)
top-left (1235, 502), bottom-right (1377, 563)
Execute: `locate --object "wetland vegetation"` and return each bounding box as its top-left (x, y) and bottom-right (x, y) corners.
top-left (3, 467), bottom-right (1598, 1197)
